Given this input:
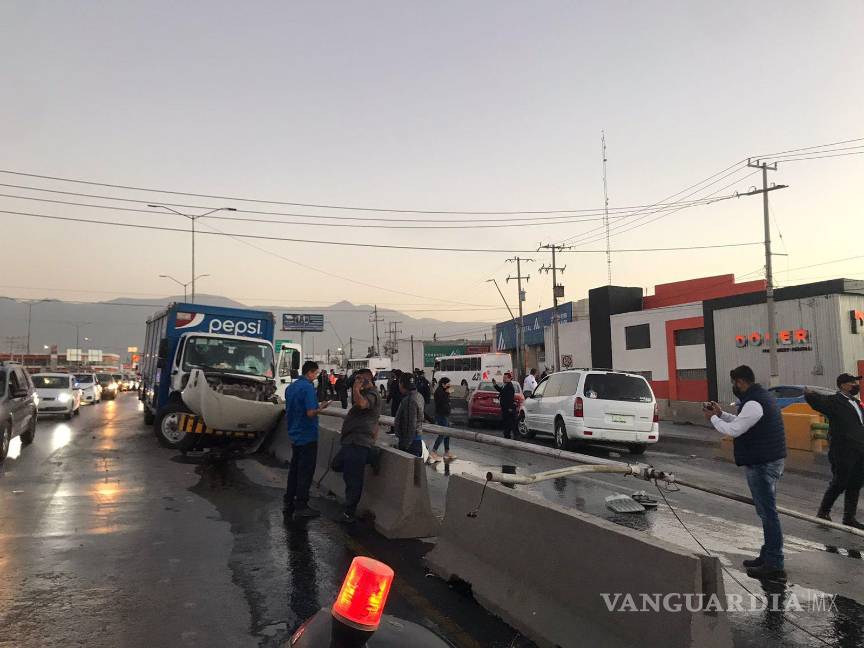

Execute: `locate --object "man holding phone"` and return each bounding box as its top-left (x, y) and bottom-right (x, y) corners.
top-left (703, 365), bottom-right (787, 580)
top-left (339, 369), bottom-right (381, 523)
top-left (283, 360), bottom-right (330, 522)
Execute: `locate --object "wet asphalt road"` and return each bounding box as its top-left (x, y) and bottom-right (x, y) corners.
top-left (2, 395), bottom-right (863, 647)
top-left (0, 395), bottom-right (532, 648)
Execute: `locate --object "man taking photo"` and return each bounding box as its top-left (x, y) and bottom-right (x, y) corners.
top-left (804, 373), bottom-right (864, 529)
top-left (338, 368), bottom-right (381, 524)
top-left (492, 371), bottom-right (518, 440)
top-left (704, 365), bottom-right (787, 579)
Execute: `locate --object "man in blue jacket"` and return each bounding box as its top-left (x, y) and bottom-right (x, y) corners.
top-left (705, 365), bottom-right (787, 580)
top-left (283, 360), bottom-right (330, 521)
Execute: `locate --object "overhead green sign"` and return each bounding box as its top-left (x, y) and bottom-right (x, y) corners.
top-left (275, 339), bottom-right (295, 352)
top-left (424, 343), bottom-right (466, 367)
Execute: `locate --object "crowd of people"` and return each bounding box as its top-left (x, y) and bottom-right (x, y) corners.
top-left (281, 362), bottom-right (457, 523)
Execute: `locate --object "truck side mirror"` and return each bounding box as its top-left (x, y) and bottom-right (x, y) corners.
top-left (157, 338), bottom-right (169, 361)
top-left (156, 358), bottom-right (164, 369)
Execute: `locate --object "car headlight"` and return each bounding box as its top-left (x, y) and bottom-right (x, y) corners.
top-left (58, 392), bottom-right (72, 403)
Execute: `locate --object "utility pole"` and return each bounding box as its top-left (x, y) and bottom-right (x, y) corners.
top-left (506, 257), bottom-right (533, 380)
top-left (539, 243), bottom-right (572, 373)
top-left (386, 321), bottom-right (402, 359)
top-left (602, 131), bottom-right (612, 285)
top-left (744, 159), bottom-right (789, 387)
top-left (410, 334), bottom-right (415, 370)
top-left (349, 336), bottom-right (353, 362)
top-left (369, 306), bottom-right (384, 357)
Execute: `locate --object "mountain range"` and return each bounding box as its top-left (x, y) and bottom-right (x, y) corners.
top-left (0, 294), bottom-right (496, 360)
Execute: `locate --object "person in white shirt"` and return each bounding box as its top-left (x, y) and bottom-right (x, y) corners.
top-left (703, 365), bottom-right (787, 580)
top-left (522, 368), bottom-right (538, 397)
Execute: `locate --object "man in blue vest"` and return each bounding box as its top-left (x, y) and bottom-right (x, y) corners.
top-left (705, 365), bottom-right (787, 580)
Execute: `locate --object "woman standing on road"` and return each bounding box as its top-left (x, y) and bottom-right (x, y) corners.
top-left (431, 377), bottom-right (455, 461)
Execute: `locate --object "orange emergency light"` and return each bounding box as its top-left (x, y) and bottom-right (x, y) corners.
top-left (331, 556), bottom-right (395, 632)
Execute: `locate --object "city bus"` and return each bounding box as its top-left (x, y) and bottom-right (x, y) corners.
top-left (432, 353), bottom-right (513, 390)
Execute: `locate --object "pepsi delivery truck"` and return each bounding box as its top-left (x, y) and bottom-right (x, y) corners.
top-left (140, 303), bottom-right (282, 453)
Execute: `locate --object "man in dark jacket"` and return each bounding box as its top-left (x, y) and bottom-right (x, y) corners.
top-left (386, 369), bottom-right (404, 418)
top-left (334, 373), bottom-right (348, 409)
top-left (705, 365), bottom-right (787, 579)
top-left (394, 373), bottom-right (425, 457)
top-left (804, 373), bottom-right (864, 529)
top-left (415, 368), bottom-right (431, 404)
top-left (431, 377), bottom-right (455, 461)
top-left (492, 371), bottom-right (518, 440)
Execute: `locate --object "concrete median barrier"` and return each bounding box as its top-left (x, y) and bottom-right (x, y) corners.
top-left (426, 473), bottom-right (732, 648)
top-left (313, 419), bottom-right (440, 539)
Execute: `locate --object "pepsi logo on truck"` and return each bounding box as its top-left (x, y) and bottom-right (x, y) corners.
top-left (174, 311), bottom-right (268, 339)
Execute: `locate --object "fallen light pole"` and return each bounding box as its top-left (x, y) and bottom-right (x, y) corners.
top-left (319, 409), bottom-right (864, 538)
top-left (486, 463), bottom-right (672, 486)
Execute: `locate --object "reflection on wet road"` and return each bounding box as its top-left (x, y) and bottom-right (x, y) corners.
top-left (0, 396), bottom-right (533, 648)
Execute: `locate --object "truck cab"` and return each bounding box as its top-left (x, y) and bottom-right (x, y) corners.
top-left (274, 343), bottom-right (302, 398)
top-left (141, 303), bottom-right (279, 451)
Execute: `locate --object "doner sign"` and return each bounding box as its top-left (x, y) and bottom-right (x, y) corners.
top-left (282, 313), bottom-right (324, 332)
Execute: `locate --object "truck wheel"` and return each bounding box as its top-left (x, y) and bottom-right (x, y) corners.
top-left (154, 402), bottom-right (195, 450)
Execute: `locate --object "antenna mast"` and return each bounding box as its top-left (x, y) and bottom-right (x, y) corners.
top-left (602, 130), bottom-right (611, 284)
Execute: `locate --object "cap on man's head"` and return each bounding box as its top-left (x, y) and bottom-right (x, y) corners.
top-left (836, 373), bottom-right (862, 387)
top-left (439, 377), bottom-right (450, 385)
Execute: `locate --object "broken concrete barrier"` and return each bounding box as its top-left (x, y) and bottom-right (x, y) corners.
top-left (313, 419), bottom-right (440, 539)
top-left (426, 473), bottom-right (732, 648)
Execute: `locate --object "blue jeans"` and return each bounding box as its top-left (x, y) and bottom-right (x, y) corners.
top-left (433, 415), bottom-right (450, 452)
top-left (745, 459), bottom-right (785, 568)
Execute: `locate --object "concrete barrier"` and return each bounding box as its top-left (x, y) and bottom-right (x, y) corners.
top-left (426, 474), bottom-right (732, 648)
top-left (313, 419), bottom-right (440, 539)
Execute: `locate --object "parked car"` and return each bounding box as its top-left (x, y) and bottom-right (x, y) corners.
top-left (31, 373), bottom-right (81, 419)
top-left (97, 373), bottom-right (119, 400)
top-left (521, 369), bottom-right (659, 455)
top-left (467, 380), bottom-right (524, 427)
top-left (0, 362), bottom-right (38, 462)
top-left (74, 373), bottom-right (102, 404)
top-left (766, 384), bottom-right (835, 410)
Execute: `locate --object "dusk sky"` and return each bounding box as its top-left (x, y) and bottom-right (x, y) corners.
top-left (1, 1), bottom-right (862, 322)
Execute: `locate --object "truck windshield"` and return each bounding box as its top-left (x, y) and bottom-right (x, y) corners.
top-left (183, 336), bottom-right (275, 377)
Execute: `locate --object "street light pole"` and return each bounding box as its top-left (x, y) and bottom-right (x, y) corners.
top-left (148, 205), bottom-right (235, 303)
top-left (159, 274), bottom-right (210, 303)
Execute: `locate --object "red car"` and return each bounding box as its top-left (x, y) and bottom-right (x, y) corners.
top-left (467, 381), bottom-right (524, 427)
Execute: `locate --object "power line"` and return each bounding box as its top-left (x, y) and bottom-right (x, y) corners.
top-left (0, 188), bottom-right (728, 230)
top-left (0, 168), bottom-right (752, 216)
top-left (0, 207), bottom-right (762, 254)
top-left (563, 168), bottom-right (759, 248)
top-left (752, 136), bottom-right (864, 159)
top-left (557, 160), bottom-right (749, 245)
top-left (0, 180), bottom-right (742, 224)
top-left (770, 151), bottom-right (864, 163)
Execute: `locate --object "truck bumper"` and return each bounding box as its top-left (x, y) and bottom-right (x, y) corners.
top-left (177, 413), bottom-right (259, 440)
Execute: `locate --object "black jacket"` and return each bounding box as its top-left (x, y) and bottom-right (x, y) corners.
top-left (494, 381), bottom-right (516, 414)
top-left (433, 385), bottom-right (451, 416)
top-left (805, 391), bottom-right (864, 452)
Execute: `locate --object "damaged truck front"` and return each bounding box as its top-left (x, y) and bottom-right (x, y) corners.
top-left (140, 303), bottom-right (282, 452)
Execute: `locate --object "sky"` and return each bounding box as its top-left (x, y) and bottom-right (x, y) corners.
top-left (1, 1), bottom-right (862, 324)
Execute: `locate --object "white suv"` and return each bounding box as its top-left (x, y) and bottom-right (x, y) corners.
top-left (520, 369), bottom-right (659, 455)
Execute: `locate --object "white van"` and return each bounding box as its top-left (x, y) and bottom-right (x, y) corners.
top-left (521, 369), bottom-right (659, 455)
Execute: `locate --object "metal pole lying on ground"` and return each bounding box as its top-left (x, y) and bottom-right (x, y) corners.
top-left (486, 463), bottom-right (644, 485)
top-left (319, 409), bottom-right (864, 538)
